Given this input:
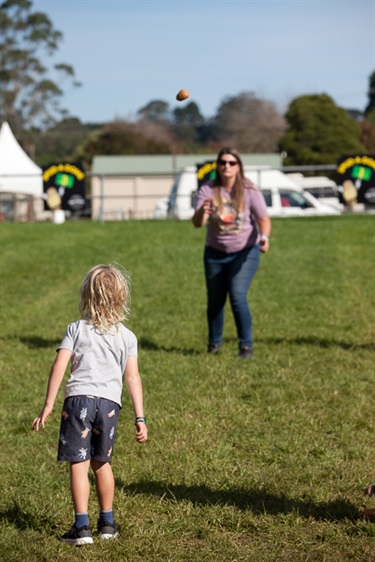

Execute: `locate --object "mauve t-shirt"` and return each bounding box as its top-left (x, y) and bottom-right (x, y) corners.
top-left (195, 181), bottom-right (269, 253)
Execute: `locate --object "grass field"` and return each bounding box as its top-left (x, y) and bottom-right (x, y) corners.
top-left (0, 215), bottom-right (374, 562)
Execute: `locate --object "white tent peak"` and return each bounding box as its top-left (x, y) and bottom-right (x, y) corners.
top-left (0, 121), bottom-right (43, 196)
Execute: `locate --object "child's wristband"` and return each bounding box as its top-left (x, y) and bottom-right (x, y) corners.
top-left (134, 417), bottom-right (148, 424)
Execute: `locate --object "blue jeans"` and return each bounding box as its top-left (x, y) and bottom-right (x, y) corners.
top-left (204, 244), bottom-right (260, 349)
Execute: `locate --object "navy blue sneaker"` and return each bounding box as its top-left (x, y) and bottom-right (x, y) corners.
top-left (97, 519), bottom-right (119, 540)
top-left (238, 347), bottom-right (253, 359)
top-left (207, 343), bottom-right (221, 354)
top-left (61, 525), bottom-right (93, 546)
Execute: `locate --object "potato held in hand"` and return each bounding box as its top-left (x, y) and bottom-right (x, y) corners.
top-left (176, 89), bottom-right (190, 101)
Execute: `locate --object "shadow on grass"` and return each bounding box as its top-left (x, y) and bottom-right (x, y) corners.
top-left (0, 501), bottom-right (57, 531)
top-left (3, 334), bottom-right (200, 354)
top-left (257, 336), bottom-right (375, 352)
top-left (21, 336), bottom-right (61, 349)
top-left (3, 334), bottom-right (372, 354)
top-left (0, 335), bottom-right (61, 349)
top-left (118, 480), bottom-right (361, 522)
top-left (139, 337), bottom-right (201, 356)
top-left (139, 335), bottom-right (374, 355)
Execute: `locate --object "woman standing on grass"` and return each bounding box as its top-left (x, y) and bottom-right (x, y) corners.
top-left (32, 264), bottom-right (147, 546)
top-left (192, 147), bottom-right (271, 359)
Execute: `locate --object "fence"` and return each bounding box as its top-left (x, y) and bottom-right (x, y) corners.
top-left (88, 164), bottom-right (339, 222)
top-left (1, 164), bottom-right (339, 222)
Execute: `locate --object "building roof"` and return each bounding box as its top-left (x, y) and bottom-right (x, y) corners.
top-left (91, 153), bottom-right (282, 175)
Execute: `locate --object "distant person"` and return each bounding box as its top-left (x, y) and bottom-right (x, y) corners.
top-left (32, 264), bottom-right (147, 546)
top-left (192, 147), bottom-right (271, 358)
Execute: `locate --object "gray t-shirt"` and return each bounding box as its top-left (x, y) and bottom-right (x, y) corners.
top-left (58, 319), bottom-right (138, 407)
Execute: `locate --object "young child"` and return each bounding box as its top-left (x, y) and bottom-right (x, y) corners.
top-left (32, 264), bottom-right (147, 546)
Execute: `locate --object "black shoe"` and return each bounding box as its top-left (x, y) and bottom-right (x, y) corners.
top-left (207, 343), bottom-right (221, 354)
top-left (61, 525), bottom-right (93, 546)
top-left (97, 519), bottom-right (119, 540)
top-left (238, 347), bottom-right (253, 359)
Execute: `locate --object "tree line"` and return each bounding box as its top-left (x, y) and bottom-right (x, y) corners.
top-left (1, 0), bottom-right (374, 169)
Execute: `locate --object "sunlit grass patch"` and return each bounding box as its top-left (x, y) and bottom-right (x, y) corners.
top-left (0, 215), bottom-right (374, 561)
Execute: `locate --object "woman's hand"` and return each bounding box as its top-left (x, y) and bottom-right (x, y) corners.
top-left (260, 237), bottom-right (270, 253)
top-left (202, 198), bottom-right (213, 215)
top-left (257, 216), bottom-right (271, 253)
top-left (192, 199), bottom-right (212, 227)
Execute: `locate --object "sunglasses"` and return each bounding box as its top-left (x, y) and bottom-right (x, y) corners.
top-left (219, 159), bottom-right (238, 167)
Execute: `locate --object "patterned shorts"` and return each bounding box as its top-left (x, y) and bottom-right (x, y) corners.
top-left (57, 396), bottom-right (120, 463)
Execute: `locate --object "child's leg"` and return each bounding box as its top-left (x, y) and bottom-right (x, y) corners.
top-left (91, 459), bottom-right (118, 538)
top-left (70, 460), bottom-right (91, 514)
top-left (91, 459), bottom-right (114, 511)
top-left (60, 460), bottom-right (92, 544)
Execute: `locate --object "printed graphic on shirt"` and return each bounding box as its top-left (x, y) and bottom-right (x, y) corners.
top-left (211, 197), bottom-right (243, 234)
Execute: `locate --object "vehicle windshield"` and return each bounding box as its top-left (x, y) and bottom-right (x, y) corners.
top-left (261, 190), bottom-right (272, 207)
top-left (280, 190), bottom-right (313, 209)
top-left (305, 187), bottom-right (337, 199)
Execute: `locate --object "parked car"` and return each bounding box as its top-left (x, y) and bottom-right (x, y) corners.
top-left (261, 187), bottom-right (341, 217)
top-left (163, 166), bottom-right (341, 219)
top-left (286, 173), bottom-right (343, 211)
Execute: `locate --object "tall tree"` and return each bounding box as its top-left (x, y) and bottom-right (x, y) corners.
top-left (0, 0), bottom-right (80, 131)
top-left (364, 70), bottom-right (375, 116)
top-left (278, 94), bottom-right (366, 165)
top-left (211, 92), bottom-right (286, 152)
top-left (360, 114), bottom-right (375, 152)
top-left (25, 117), bottom-right (101, 166)
top-left (360, 70), bottom-right (375, 151)
top-left (173, 101), bottom-right (205, 145)
top-left (137, 100), bottom-right (171, 122)
top-left (74, 120), bottom-right (174, 165)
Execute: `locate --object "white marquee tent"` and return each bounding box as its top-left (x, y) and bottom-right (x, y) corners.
top-left (0, 121), bottom-right (43, 196)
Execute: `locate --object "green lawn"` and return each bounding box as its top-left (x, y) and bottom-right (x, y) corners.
top-left (0, 215), bottom-right (374, 561)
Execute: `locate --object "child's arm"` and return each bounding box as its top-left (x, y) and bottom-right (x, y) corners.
top-left (32, 348), bottom-right (72, 432)
top-left (124, 356), bottom-right (148, 443)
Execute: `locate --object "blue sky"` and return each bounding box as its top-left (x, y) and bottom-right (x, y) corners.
top-left (33, 0), bottom-right (374, 123)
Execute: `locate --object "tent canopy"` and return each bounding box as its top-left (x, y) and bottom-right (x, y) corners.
top-left (0, 121), bottom-right (43, 196)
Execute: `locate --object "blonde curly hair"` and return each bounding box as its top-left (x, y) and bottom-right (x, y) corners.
top-left (79, 264), bottom-right (131, 333)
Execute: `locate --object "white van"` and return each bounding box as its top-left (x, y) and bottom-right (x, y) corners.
top-left (166, 166), bottom-right (340, 219)
top-left (286, 173), bottom-right (343, 211)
